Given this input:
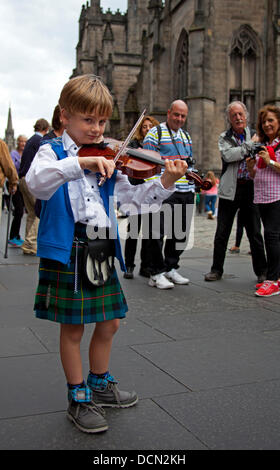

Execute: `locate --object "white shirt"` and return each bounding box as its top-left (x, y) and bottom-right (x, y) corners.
top-left (26, 131), bottom-right (175, 227)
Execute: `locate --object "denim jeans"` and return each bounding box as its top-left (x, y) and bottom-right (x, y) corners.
top-left (204, 195), bottom-right (217, 213)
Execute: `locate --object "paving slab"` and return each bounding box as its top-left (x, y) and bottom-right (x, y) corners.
top-left (0, 353), bottom-right (66, 419)
top-left (138, 307), bottom-right (280, 340)
top-left (0, 398), bottom-right (206, 450)
top-left (155, 380), bottom-right (280, 450)
top-left (0, 326), bottom-right (48, 357)
top-left (30, 317), bottom-right (171, 354)
top-left (1, 212), bottom-right (280, 451)
top-left (81, 346), bottom-right (187, 400)
top-left (132, 331), bottom-right (280, 391)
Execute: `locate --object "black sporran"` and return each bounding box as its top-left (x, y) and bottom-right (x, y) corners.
top-left (82, 238), bottom-right (115, 287)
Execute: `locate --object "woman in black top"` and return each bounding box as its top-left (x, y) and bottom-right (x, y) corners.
top-left (123, 115), bottom-right (159, 279)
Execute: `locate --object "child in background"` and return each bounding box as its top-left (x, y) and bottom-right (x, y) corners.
top-left (26, 74), bottom-right (188, 434)
top-left (203, 170), bottom-right (219, 219)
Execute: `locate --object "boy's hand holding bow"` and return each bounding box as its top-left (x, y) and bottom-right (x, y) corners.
top-left (160, 159), bottom-right (188, 189)
top-left (78, 156), bottom-right (116, 179)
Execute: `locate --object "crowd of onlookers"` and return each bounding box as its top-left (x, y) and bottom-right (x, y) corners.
top-left (204, 101), bottom-right (280, 298)
top-left (1, 100), bottom-right (280, 298)
top-left (0, 106), bottom-right (63, 254)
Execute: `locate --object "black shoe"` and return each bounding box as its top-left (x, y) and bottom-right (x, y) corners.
top-left (204, 271), bottom-right (222, 281)
top-left (124, 266), bottom-right (134, 279)
top-left (139, 267), bottom-right (152, 278)
top-left (257, 273), bottom-right (267, 284)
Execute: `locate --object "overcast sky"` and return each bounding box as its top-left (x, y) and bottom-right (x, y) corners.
top-left (0, 0), bottom-right (127, 141)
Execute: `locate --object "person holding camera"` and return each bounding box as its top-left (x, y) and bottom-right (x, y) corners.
top-left (205, 101), bottom-right (267, 283)
top-left (246, 105), bottom-right (280, 297)
top-left (143, 100), bottom-right (193, 289)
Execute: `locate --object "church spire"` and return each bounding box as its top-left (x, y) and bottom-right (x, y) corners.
top-left (5, 105), bottom-right (15, 151)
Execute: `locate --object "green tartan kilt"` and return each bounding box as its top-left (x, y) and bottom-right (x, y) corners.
top-left (34, 229), bottom-right (128, 325)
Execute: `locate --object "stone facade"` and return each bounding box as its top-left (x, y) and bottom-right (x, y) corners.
top-left (72, 0), bottom-right (280, 173)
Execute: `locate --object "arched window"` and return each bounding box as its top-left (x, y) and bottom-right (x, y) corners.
top-left (229, 26), bottom-right (258, 125)
top-left (174, 30), bottom-right (188, 100)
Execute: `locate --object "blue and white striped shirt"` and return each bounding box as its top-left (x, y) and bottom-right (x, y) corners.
top-left (143, 122), bottom-right (194, 192)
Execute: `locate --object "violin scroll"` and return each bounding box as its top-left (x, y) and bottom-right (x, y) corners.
top-left (185, 170), bottom-right (212, 190)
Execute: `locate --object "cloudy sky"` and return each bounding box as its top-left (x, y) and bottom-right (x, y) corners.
top-left (0, 0), bottom-right (127, 141)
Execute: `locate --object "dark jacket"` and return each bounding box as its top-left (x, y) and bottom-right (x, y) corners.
top-left (19, 133), bottom-right (42, 178)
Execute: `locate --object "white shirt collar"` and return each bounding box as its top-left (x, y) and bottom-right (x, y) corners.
top-left (62, 130), bottom-right (81, 154)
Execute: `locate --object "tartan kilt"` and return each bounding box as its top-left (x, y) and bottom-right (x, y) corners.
top-left (34, 225), bottom-right (128, 325)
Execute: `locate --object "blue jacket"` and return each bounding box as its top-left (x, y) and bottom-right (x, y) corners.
top-left (37, 137), bottom-right (126, 270)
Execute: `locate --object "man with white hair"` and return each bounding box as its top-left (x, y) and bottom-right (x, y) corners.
top-left (205, 101), bottom-right (267, 282)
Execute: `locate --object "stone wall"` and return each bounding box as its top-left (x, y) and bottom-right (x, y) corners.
top-left (73, 0), bottom-right (280, 172)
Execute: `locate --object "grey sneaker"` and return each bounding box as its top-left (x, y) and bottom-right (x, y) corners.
top-left (67, 400), bottom-right (108, 433)
top-left (90, 382), bottom-right (138, 408)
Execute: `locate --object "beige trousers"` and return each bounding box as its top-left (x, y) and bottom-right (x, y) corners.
top-left (19, 177), bottom-right (39, 254)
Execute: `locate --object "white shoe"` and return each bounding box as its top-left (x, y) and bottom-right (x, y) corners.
top-left (165, 269), bottom-right (189, 285)
top-left (148, 273), bottom-right (174, 289)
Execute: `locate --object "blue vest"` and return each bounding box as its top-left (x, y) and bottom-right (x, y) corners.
top-left (37, 137), bottom-right (126, 271)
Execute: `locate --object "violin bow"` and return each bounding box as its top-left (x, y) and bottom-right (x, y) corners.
top-left (98, 108), bottom-right (146, 186)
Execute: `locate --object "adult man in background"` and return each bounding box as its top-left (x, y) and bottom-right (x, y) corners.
top-left (143, 100), bottom-right (194, 289)
top-left (0, 138), bottom-right (18, 224)
top-left (19, 118), bottom-right (49, 255)
top-left (204, 101), bottom-right (267, 282)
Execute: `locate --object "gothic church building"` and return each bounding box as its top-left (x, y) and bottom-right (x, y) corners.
top-left (72, 0), bottom-right (280, 172)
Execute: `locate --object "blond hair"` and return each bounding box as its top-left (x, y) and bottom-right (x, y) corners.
top-left (59, 74), bottom-right (113, 117)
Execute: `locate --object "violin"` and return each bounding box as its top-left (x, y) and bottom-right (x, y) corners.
top-left (78, 138), bottom-right (212, 190)
top-left (78, 140), bottom-right (164, 180)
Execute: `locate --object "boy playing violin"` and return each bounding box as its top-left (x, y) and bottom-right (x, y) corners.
top-left (26, 74), bottom-right (188, 434)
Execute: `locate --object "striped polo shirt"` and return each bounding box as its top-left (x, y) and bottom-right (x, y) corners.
top-left (143, 122), bottom-right (194, 192)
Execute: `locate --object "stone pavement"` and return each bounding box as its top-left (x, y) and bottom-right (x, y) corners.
top-left (0, 210), bottom-right (280, 451)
